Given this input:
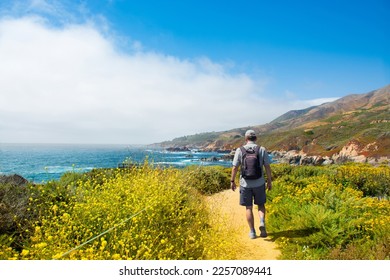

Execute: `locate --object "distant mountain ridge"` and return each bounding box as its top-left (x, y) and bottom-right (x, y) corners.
top-left (157, 85), bottom-right (390, 163)
top-left (270, 106), bottom-right (316, 124)
top-left (263, 85), bottom-right (389, 132)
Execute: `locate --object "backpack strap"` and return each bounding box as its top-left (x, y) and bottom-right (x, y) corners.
top-left (240, 145), bottom-right (260, 162)
top-left (239, 146), bottom-right (247, 156)
top-left (240, 145), bottom-right (260, 154)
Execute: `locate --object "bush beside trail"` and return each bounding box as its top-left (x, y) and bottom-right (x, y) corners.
top-left (182, 165), bottom-right (231, 195)
top-left (268, 163), bottom-right (390, 259)
top-left (0, 163), bottom-right (235, 260)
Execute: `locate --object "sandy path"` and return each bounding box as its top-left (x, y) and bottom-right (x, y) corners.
top-left (207, 189), bottom-right (280, 260)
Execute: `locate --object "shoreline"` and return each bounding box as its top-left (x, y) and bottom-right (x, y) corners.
top-left (2, 143), bottom-right (388, 185)
top-left (161, 144), bottom-right (390, 167)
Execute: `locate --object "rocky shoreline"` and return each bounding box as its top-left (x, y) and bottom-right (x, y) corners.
top-left (270, 150), bottom-right (389, 166)
top-left (163, 139), bottom-right (390, 166)
top-left (165, 146), bottom-right (231, 154)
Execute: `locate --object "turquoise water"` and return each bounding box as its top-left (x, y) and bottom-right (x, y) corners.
top-left (0, 143), bottom-right (232, 183)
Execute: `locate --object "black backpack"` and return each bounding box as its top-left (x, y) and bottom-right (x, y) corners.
top-left (240, 146), bottom-right (262, 179)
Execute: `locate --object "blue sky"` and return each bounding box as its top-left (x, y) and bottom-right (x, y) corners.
top-left (0, 0), bottom-right (389, 144)
top-left (84, 0), bottom-right (389, 96)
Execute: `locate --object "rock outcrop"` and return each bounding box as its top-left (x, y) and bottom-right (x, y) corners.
top-left (271, 150), bottom-right (335, 166)
top-left (271, 139), bottom-right (389, 166)
top-left (0, 174), bottom-right (29, 186)
top-left (331, 140), bottom-right (389, 165)
top-left (0, 174), bottom-right (30, 234)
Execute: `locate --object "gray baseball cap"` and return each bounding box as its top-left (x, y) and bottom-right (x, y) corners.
top-left (245, 129), bottom-right (256, 137)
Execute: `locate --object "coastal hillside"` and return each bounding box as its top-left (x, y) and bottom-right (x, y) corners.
top-left (158, 85), bottom-right (390, 163)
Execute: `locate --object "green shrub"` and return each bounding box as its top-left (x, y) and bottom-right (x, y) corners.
top-left (182, 166), bottom-right (231, 195)
top-left (271, 164), bottom-right (294, 179)
top-left (0, 164), bottom-right (235, 260)
top-left (334, 163), bottom-right (390, 198)
top-left (268, 169), bottom-right (390, 260)
top-left (0, 181), bottom-right (36, 251)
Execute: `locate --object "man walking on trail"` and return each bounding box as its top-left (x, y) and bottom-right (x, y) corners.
top-left (230, 129), bottom-right (272, 239)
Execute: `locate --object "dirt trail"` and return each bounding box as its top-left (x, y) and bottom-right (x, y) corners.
top-left (207, 189), bottom-right (280, 260)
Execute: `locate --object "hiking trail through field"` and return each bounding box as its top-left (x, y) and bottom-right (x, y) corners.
top-left (207, 189), bottom-right (281, 260)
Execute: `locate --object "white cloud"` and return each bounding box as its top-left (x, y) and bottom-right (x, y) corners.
top-left (0, 16), bottom-right (339, 144)
top-left (284, 89), bottom-right (338, 109)
top-left (284, 90), bottom-right (297, 99)
top-left (29, 0), bottom-right (57, 13)
top-left (0, 16), bottom-right (275, 144)
top-left (292, 97), bottom-right (339, 108)
top-left (304, 97), bottom-right (339, 106)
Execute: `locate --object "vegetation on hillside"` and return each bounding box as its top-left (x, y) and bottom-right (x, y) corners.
top-left (259, 111), bottom-right (389, 156)
top-left (159, 86), bottom-right (390, 159)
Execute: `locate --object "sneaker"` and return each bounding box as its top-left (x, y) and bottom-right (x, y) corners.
top-left (249, 231), bottom-right (257, 239)
top-left (259, 226), bottom-right (267, 238)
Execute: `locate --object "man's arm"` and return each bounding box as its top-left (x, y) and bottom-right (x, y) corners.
top-left (231, 148), bottom-right (241, 191)
top-left (231, 165), bottom-right (239, 191)
top-left (264, 164), bottom-right (272, 191)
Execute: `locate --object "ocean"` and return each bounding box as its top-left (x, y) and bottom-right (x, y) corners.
top-left (0, 143), bottom-right (232, 183)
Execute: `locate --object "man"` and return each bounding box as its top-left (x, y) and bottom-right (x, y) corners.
top-left (231, 129), bottom-right (272, 239)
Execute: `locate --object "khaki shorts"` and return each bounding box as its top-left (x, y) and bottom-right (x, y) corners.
top-left (239, 184), bottom-right (266, 206)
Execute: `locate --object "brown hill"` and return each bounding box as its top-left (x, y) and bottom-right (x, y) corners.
top-left (264, 84), bottom-right (389, 132)
top-left (158, 85), bottom-right (390, 163)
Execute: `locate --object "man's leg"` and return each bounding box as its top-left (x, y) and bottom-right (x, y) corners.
top-left (246, 206), bottom-right (256, 238)
top-left (240, 188), bottom-right (256, 238)
top-left (258, 204), bottom-right (267, 237)
top-left (246, 206), bottom-right (255, 230)
top-left (253, 185), bottom-right (267, 238)
top-left (258, 204), bottom-right (265, 225)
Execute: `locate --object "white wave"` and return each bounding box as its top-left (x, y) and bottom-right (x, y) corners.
top-left (44, 166), bottom-right (94, 173)
top-left (153, 162), bottom-right (186, 166)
